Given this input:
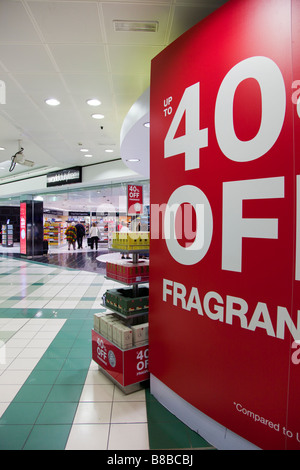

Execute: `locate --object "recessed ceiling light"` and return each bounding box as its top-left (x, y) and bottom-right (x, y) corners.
top-left (84, 154), bottom-right (93, 158)
top-left (143, 122), bottom-right (150, 128)
top-left (0, 147), bottom-right (5, 151)
top-left (45, 98), bottom-right (60, 106)
top-left (105, 149), bottom-right (113, 153)
top-left (87, 99), bottom-right (101, 106)
top-left (91, 114), bottom-right (104, 119)
top-left (126, 158), bottom-right (140, 162)
top-left (80, 148), bottom-right (89, 152)
top-left (113, 20), bottom-right (159, 33)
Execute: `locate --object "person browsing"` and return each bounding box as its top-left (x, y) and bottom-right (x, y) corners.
top-left (89, 223), bottom-right (99, 250)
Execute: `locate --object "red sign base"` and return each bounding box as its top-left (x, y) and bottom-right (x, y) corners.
top-left (91, 330), bottom-right (149, 391)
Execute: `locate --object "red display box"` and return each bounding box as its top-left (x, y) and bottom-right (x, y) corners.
top-left (91, 329), bottom-right (149, 387)
top-left (106, 259), bottom-right (149, 284)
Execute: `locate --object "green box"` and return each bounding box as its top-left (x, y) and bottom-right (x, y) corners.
top-left (105, 287), bottom-right (149, 316)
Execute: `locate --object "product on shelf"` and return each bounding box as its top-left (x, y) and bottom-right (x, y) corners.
top-left (94, 312), bottom-right (148, 350)
top-left (99, 314), bottom-right (119, 339)
top-left (93, 311), bottom-right (109, 332)
top-left (2, 224), bottom-right (13, 247)
top-left (131, 323), bottom-right (148, 346)
top-left (111, 231), bottom-right (149, 250)
top-left (106, 259), bottom-right (149, 283)
top-left (44, 220), bottom-right (64, 246)
top-left (112, 322), bottom-right (133, 349)
top-left (104, 286), bottom-right (149, 316)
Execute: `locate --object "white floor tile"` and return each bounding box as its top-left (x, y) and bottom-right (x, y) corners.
top-left (0, 369), bottom-right (31, 384)
top-left (0, 384), bottom-right (22, 402)
top-left (11, 330), bottom-right (37, 340)
top-left (42, 300), bottom-right (64, 308)
top-left (108, 423), bottom-right (149, 450)
top-left (113, 387), bottom-right (146, 402)
top-left (18, 347), bottom-right (47, 359)
top-left (111, 401), bottom-right (148, 423)
top-left (5, 338), bottom-right (31, 348)
top-left (26, 300), bottom-right (49, 308)
top-left (79, 384), bottom-right (115, 402)
top-left (84, 370), bottom-right (112, 385)
top-left (26, 338), bottom-right (53, 348)
top-left (65, 424), bottom-right (110, 450)
top-left (0, 402), bottom-right (9, 418)
top-left (4, 347), bottom-right (27, 358)
top-left (33, 331), bottom-right (58, 340)
top-left (73, 402), bottom-right (112, 424)
top-left (3, 319), bottom-right (29, 331)
top-left (7, 357), bottom-right (40, 371)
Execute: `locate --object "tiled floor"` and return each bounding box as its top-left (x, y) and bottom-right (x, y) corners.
top-left (0, 252), bottom-right (213, 450)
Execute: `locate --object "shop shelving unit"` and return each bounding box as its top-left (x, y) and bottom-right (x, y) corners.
top-left (91, 235), bottom-right (149, 394)
top-left (1, 224), bottom-right (13, 247)
top-left (44, 220), bottom-right (64, 246)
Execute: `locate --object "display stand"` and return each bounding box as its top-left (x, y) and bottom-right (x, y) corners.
top-left (44, 220), bottom-right (63, 246)
top-left (1, 224), bottom-right (13, 247)
top-left (91, 246), bottom-right (149, 394)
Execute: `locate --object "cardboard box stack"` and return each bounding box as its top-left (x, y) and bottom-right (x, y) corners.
top-left (99, 314), bottom-right (119, 340)
top-left (93, 312), bottom-right (148, 350)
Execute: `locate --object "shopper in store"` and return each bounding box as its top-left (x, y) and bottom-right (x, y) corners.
top-left (89, 222), bottom-right (99, 250)
top-left (65, 222), bottom-right (77, 250)
top-left (120, 220), bottom-right (130, 232)
top-left (75, 221), bottom-right (85, 249)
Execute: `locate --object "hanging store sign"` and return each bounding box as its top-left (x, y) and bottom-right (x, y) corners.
top-left (68, 211), bottom-right (90, 217)
top-left (44, 209), bottom-right (64, 216)
top-left (149, 0), bottom-right (300, 450)
top-left (127, 184), bottom-right (143, 214)
top-left (46, 166), bottom-right (82, 187)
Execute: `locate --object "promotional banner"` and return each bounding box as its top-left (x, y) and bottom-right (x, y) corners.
top-left (149, 0), bottom-right (299, 449)
top-left (20, 202), bottom-right (26, 255)
top-left (127, 184), bottom-right (143, 214)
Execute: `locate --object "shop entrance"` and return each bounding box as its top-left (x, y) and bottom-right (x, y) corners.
top-left (0, 180), bottom-right (150, 273)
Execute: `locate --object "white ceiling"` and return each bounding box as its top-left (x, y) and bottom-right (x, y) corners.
top-left (0, 0), bottom-right (229, 208)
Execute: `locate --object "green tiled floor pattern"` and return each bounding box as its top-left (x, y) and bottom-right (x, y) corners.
top-left (0, 315), bottom-right (92, 450)
top-left (0, 257), bottom-right (212, 450)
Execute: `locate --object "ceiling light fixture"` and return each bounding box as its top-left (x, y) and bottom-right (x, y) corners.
top-left (92, 114), bottom-right (104, 119)
top-left (84, 154), bottom-right (93, 158)
top-left (126, 158), bottom-right (140, 162)
top-left (87, 99), bottom-right (101, 106)
top-left (113, 20), bottom-right (159, 33)
top-left (0, 147), bottom-right (5, 151)
top-left (143, 122), bottom-right (150, 128)
top-left (105, 149), bottom-right (113, 153)
top-left (45, 98), bottom-right (60, 106)
top-left (80, 148), bottom-right (89, 152)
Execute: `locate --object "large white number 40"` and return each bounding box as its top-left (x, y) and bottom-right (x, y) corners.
top-left (164, 82), bottom-right (208, 171)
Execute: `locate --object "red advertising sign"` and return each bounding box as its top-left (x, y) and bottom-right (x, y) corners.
top-left (20, 202), bottom-right (26, 255)
top-left (91, 330), bottom-right (149, 386)
top-left (127, 184), bottom-right (143, 214)
top-left (149, 0), bottom-right (300, 450)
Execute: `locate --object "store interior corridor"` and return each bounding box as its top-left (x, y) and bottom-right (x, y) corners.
top-left (0, 251), bottom-right (213, 450)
